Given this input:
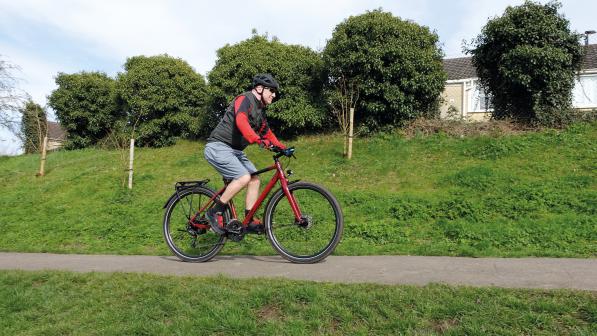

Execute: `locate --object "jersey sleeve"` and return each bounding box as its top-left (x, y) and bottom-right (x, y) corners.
top-left (263, 129), bottom-right (285, 149)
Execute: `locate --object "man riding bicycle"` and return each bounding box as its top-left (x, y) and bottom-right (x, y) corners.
top-left (204, 74), bottom-right (286, 235)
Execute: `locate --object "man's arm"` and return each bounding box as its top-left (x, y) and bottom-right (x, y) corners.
top-left (234, 96), bottom-right (261, 143)
top-left (234, 95), bottom-right (285, 148)
top-left (262, 129), bottom-right (285, 149)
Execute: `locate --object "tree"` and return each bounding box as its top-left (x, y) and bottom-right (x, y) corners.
top-left (19, 100), bottom-right (47, 154)
top-left (207, 33), bottom-right (327, 136)
top-left (48, 71), bottom-right (122, 149)
top-left (117, 54), bottom-right (208, 147)
top-left (468, 1), bottom-right (583, 126)
top-left (325, 74), bottom-right (359, 156)
top-left (1, 56), bottom-right (28, 133)
top-left (323, 9), bottom-right (447, 132)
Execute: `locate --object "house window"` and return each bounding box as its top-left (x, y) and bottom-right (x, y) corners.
top-left (573, 74), bottom-right (597, 108)
top-left (470, 80), bottom-right (493, 112)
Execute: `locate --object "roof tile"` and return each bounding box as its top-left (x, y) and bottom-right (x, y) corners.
top-left (47, 121), bottom-right (66, 141)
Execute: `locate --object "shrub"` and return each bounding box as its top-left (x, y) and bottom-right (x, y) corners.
top-left (19, 100), bottom-right (47, 154)
top-left (117, 54), bottom-right (208, 147)
top-left (323, 9), bottom-right (446, 132)
top-left (468, 1), bottom-right (583, 127)
top-left (48, 72), bottom-right (123, 149)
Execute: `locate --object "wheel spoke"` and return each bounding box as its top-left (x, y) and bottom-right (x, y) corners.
top-left (270, 221), bottom-right (295, 229)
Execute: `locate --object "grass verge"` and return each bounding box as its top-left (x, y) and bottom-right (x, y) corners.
top-left (1, 270), bottom-right (595, 335)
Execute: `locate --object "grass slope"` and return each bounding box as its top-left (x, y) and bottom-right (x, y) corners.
top-left (0, 123), bottom-right (595, 257)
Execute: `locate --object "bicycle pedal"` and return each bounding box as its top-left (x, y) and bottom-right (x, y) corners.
top-left (226, 219), bottom-right (243, 234)
top-left (246, 223), bottom-right (265, 234)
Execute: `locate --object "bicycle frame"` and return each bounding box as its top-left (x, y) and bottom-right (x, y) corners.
top-left (199, 155), bottom-right (302, 228)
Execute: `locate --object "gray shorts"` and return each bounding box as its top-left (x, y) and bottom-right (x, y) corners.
top-left (204, 141), bottom-right (257, 180)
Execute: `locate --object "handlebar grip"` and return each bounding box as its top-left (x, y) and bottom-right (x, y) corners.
top-left (272, 146), bottom-right (295, 158)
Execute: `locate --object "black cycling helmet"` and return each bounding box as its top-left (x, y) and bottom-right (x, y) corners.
top-left (252, 74), bottom-right (280, 90)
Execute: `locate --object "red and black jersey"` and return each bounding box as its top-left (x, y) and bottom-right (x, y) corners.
top-left (207, 92), bottom-right (284, 150)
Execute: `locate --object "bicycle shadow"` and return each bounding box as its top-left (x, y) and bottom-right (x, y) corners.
top-left (214, 255), bottom-right (289, 264)
top-left (160, 255), bottom-right (328, 265)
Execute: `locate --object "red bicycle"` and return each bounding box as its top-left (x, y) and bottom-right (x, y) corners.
top-left (163, 147), bottom-right (344, 263)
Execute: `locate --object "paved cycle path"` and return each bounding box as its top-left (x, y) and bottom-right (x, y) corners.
top-left (0, 253), bottom-right (595, 290)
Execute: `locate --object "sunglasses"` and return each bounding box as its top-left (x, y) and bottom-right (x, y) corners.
top-left (264, 87), bottom-right (277, 94)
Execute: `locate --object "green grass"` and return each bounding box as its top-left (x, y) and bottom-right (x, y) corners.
top-left (0, 122), bottom-right (595, 257)
top-left (1, 270), bottom-right (595, 335)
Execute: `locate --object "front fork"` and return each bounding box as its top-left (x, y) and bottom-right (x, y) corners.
top-left (278, 170), bottom-right (303, 221)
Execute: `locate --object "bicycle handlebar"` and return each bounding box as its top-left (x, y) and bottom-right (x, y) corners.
top-left (270, 146), bottom-right (295, 159)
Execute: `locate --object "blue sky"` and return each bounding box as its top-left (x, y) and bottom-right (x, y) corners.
top-left (1, 0), bottom-right (595, 155)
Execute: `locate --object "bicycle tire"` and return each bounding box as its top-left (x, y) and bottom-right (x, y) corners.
top-left (264, 182), bottom-right (343, 263)
top-left (163, 186), bottom-right (228, 262)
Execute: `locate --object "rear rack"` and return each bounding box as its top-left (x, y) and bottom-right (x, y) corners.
top-left (175, 180), bottom-right (210, 191)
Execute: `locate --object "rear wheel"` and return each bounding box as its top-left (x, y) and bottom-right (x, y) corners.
top-left (163, 186), bottom-right (228, 262)
top-left (265, 182), bottom-right (343, 263)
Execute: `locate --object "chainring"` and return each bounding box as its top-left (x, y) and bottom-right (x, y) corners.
top-left (226, 219), bottom-right (245, 242)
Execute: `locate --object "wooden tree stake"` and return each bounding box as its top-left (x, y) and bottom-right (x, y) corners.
top-left (128, 138), bottom-right (135, 189)
top-left (348, 108), bottom-right (354, 159)
top-left (36, 135), bottom-right (48, 177)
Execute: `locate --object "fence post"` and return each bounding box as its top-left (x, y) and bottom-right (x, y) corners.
top-left (128, 138), bottom-right (135, 189)
top-left (37, 135), bottom-right (48, 176)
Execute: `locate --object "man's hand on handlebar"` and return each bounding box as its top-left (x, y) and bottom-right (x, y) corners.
top-left (270, 146), bottom-right (295, 157)
top-left (257, 138), bottom-right (295, 157)
top-left (257, 138), bottom-right (273, 148)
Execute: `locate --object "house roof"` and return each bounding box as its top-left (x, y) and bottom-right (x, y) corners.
top-left (582, 43), bottom-right (597, 70)
top-left (444, 43), bottom-right (597, 80)
top-left (443, 57), bottom-right (476, 80)
top-left (47, 121), bottom-right (66, 141)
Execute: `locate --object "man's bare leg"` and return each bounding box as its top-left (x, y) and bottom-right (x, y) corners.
top-left (245, 175), bottom-right (260, 210)
top-left (219, 174), bottom-right (251, 204)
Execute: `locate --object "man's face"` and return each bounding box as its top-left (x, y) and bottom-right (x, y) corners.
top-left (262, 86), bottom-right (277, 105)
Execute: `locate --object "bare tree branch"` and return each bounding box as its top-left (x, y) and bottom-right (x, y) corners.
top-left (0, 56), bottom-right (29, 134)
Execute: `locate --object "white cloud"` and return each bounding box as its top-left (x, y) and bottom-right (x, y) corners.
top-left (561, 0), bottom-right (597, 41)
top-left (0, 43), bottom-right (67, 113)
top-left (441, 0), bottom-right (526, 57)
top-left (440, 0), bottom-right (597, 58)
top-left (0, 0), bottom-right (439, 75)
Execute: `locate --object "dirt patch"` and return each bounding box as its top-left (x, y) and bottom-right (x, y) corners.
top-left (431, 318), bottom-right (460, 333)
top-left (257, 304), bottom-right (284, 322)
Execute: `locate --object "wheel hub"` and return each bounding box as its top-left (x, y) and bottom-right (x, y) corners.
top-left (296, 215), bottom-right (313, 229)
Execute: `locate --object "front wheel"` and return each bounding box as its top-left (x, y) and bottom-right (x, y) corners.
top-left (265, 182), bottom-right (343, 263)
